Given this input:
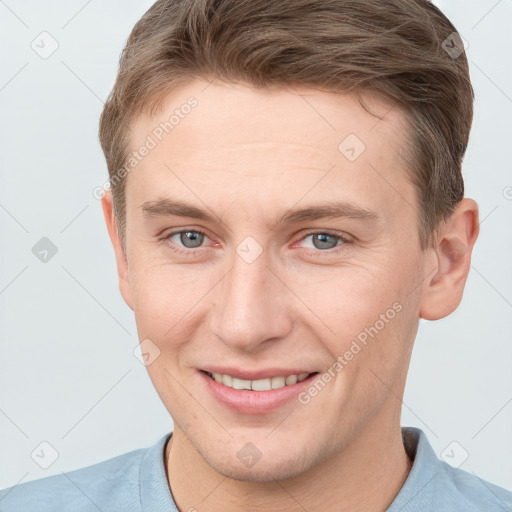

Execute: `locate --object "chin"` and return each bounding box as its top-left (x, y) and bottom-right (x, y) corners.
top-left (194, 435), bottom-right (324, 483)
top-left (211, 454), bottom-right (311, 483)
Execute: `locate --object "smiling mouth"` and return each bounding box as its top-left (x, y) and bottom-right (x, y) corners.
top-left (202, 370), bottom-right (319, 391)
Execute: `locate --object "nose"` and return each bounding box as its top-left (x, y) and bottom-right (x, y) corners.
top-left (210, 247), bottom-right (293, 353)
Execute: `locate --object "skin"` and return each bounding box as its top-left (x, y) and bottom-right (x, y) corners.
top-left (102, 79), bottom-right (479, 511)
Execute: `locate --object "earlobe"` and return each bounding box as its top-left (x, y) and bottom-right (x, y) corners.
top-left (420, 198), bottom-right (479, 320)
top-left (101, 190), bottom-right (134, 311)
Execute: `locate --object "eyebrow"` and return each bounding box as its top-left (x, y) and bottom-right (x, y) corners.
top-left (140, 198), bottom-right (380, 226)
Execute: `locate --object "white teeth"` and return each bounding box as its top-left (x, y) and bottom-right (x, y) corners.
top-left (271, 376), bottom-right (286, 389)
top-left (232, 378), bottom-right (252, 390)
top-left (207, 372), bottom-right (312, 391)
top-left (285, 374), bottom-right (297, 386)
top-left (251, 378), bottom-right (272, 391)
top-left (222, 374), bottom-right (233, 387)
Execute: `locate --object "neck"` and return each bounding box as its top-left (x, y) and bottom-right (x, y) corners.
top-left (165, 413), bottom-right (413, 512)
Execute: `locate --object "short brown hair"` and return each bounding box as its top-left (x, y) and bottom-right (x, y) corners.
top-left (99, 0), bottom-right (473, 251)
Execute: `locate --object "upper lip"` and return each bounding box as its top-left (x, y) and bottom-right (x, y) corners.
top-left (200, 367), bottom-right (317, 381)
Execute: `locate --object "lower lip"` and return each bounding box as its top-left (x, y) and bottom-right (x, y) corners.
top-left (199, 371), bottom-right (318, 415)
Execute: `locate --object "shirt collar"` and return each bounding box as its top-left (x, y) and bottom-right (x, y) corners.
top-left (139, 427), bottom-right (441, 512)
top-left (386, 426), bottom-right (444, 511)
top-left (140, 431), bottom-right (177, 511)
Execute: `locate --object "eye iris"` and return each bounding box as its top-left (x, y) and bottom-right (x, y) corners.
top-left (313, 233), bottom-right (338, 250)
top-left (181, 231), bottom-right (204, 248)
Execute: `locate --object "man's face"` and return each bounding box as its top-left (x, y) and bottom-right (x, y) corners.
top-left (119, 79), bottom-right (431, 481)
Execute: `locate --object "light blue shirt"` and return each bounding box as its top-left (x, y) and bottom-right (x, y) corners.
top-left (1, 427), bottom-right (511, 511)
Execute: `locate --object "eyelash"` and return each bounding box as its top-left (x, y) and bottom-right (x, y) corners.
top-left (160, 229), bottom-right (352, 258)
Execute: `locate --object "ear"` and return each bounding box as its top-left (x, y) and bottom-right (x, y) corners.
top-left (420, 198), bottom-right (479, 320)
top-left (101, 190), bottom-right (134, 311)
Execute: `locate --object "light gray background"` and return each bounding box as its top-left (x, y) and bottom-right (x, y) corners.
top-left (1, 0), bottom-right (511, 493)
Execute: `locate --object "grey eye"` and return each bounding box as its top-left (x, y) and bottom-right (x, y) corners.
top-left (177, 231), bottom-right (205, 249)
top-left (306, 233), bottom-right (341, 250)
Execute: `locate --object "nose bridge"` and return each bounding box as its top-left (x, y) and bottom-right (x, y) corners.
top-left (212, 243), bottom-right (291, 351)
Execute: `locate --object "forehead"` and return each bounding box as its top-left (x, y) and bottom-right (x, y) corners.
top-left (125, 79), bottom-right (413, 223)
top-left (131, 78), bottom-right (406, 159)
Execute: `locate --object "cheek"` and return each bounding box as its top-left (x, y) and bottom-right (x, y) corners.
top-left (287, 261), bottom-right (402, 334)
top-left (288, 254), bottom-right (420, 378)
top-left (128, 255), bottom-right (210, 337)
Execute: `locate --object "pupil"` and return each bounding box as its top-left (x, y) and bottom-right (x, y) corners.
top-left (314, 234), bottom-right (336, 250)
top-left (182, 231), bottom-right (203, 248)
